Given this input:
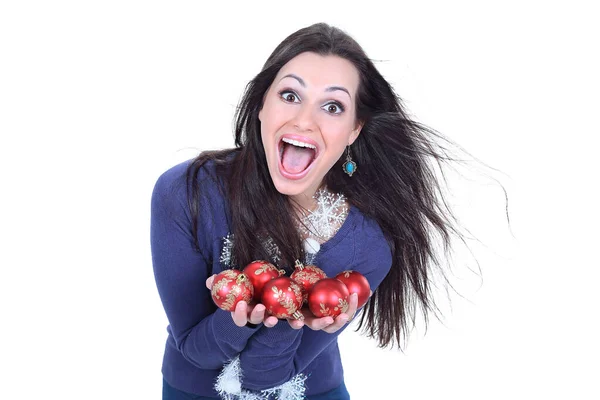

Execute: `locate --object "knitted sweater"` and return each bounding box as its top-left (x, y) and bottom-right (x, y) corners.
top-left (150, 157), bottom-right (393, 397)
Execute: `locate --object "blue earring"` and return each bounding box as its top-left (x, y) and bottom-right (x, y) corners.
top-left (342, 145), bottom-right (357, 177)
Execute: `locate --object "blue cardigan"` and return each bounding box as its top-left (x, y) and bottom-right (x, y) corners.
top-left (150, 157), bottom-right (392, 397)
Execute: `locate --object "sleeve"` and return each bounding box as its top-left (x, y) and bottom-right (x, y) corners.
top-left (150, 162), bottom-right (261, 370)
top-left (237, 228), bottom-right (393, 390)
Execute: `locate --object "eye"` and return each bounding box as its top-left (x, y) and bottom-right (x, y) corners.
top-left (323, 102), bottom-right (344, 115)
top-left (279, 90), bottom-right (300, 103)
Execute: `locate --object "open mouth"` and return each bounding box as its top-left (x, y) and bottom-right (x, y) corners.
top-left (278, 137), bottom-right (318, 176)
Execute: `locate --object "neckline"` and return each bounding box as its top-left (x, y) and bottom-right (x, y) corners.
top-left (312, 203), bottom-right (357, 254)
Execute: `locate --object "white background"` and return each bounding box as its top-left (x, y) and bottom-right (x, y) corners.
top-left (1, 1), bottom-right (598, 399)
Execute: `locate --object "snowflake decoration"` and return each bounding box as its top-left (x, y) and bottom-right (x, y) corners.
top-left (261, 235), bottom-right (282, 264)
top-left (220, 233), bottom-right (283, 268)
top-left (220, 233), bottom-right (235, 268)
top-left (304, 251), bottom-right (316, 266)
top-left (297, 188), bottom-right (348, 242)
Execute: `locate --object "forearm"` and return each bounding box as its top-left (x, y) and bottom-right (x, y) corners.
top-left (237, 323), bottom-right (304, 390)
top-left (177, 307), bottom-right (261, 369)
top-left (151, 162), bottom-right (261, 369)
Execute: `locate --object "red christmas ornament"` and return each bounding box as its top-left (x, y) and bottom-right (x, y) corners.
top-left (334, 270), bottom-right (371, 308)
top-left (211, 269), bottom-right (253, 311)
top-left (261, 277), bottom-right (304, 320)
top-left (308, 278), bottom-right (350, 318)
top-left (290, 260), bottom-right (327, 303)
top-left (242, 260), bottom-right (284, 303)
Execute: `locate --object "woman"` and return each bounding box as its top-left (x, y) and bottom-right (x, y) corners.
top-left (151, 22), bottom-right (477, 399)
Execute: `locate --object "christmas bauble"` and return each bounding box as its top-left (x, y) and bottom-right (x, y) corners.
top-left (261, 277), bottom-right (304, 320)
top-left (211, 269), bottom-right (254, 311)
top-left (308, 278), bottom-right (350, 318)
top-left (242, 260), bottom-right (284, 303)
top-left (290, 259), bottom-right (327, 303)
top-left (334, 270), bottom-right (371, 308)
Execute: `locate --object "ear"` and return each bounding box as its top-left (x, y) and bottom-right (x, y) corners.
top-left (348, 121), bottom-right (363, 146)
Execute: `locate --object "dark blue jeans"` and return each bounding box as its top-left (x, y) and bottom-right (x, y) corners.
top-left (163, 378), bottom-right (350, 399)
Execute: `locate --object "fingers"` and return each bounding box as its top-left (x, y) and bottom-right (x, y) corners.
top-left (230, 300), bottom-right (282, 328)
top-left (305, 316), bottom-right (334, 331)
top-left (288, 318), bottom-right (305, 330)
top-left (322, 315), bottom-right (348, 333)
top-left (263, 315), bottom-right (279, 328)
top-left (249, 304), bottom-right (266, 325)
top-left (206, 275), bottom-right (216, 290)
top-left (231, 301), bottom-right (249, 327)
top-left (228, 295), bottom-right (362, 330)
top-left (347, 292), bottom-right (359, 319)
top-left (298, 307), bottom-right (334, 331)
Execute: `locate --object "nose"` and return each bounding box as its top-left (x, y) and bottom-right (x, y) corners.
top-left (291, 104), bottom-right (317, 132)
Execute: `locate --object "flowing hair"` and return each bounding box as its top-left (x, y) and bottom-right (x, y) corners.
top-left (186, 23), bottom-right (508, 349)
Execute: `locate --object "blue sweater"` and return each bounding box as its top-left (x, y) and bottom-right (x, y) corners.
top-left (150, 157), bottom-right (393, 397)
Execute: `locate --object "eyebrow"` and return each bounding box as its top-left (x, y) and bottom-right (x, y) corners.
top-left (279, 74), bottom-right (352, 99)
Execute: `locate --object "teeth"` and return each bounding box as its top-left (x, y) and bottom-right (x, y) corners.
top-left (282, 138), bottom-right (316, 150)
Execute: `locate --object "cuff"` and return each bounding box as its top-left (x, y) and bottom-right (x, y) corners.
top-left (254, 319), bottom-right (302, 344)
top-left (211, 308), bottom-right (262, 344)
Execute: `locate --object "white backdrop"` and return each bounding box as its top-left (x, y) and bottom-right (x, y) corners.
top-left (1, 1), bottom-right (598, 399)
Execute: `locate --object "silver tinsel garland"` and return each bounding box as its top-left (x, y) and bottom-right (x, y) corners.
top-left (215, 356), bottom-right (307, 400)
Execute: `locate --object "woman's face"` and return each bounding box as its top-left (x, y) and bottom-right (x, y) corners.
top-left (259, 52), bottom-right (362, 209)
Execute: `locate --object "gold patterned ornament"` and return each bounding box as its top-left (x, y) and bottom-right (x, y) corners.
top-left (242, 260), bottom-right (284, 303)
top-left (261, 277), bottom-right (304, 320)
top-left (335, 297), bottom-right (349, 314)
top-left (210, 269), bottom-right (254, 311)
top-left (319, 303), bottom-right (331, 317)
top-left (290, 259), bottom-right (327, 303)
top-left (307, 278), bottom-right (351, 318)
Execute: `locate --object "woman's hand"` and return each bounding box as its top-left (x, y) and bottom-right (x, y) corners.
top-left (206, 275), bottom-right (279, 328)
top-left (287, 292), bottom-right (361, 333)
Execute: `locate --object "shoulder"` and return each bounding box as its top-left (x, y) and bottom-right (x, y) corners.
top-left (153, 158), bottom-right (218, 194)
top-left (152, 157), bottom-right (226, 207)
top-left (151, 156), bottom-right (233, 251)
top-left (151, 158), bottom-right (225, 235)
top-left (352, 207), bottom-right (387, 242)
top-left (352, 208), bottom-right (393, 267)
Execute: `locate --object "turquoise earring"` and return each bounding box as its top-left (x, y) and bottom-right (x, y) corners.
top-left (342, 145), bottom-right (357, 177)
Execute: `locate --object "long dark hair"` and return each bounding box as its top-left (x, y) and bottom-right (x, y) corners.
top-left (186, 23), bottom-right (506, 349)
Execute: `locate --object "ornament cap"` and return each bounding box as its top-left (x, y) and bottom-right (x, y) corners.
top-left (291, 310), bottom-right (305, 320)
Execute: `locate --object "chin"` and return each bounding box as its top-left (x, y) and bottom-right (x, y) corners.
top-left (271, 177), bottom-right (311, 197)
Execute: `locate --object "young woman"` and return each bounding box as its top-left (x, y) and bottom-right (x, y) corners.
top-left (151, 22), bottom-right (480, 399)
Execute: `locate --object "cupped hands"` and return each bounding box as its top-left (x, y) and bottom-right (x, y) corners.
top-left (206, 274), bottom-right (369, 333)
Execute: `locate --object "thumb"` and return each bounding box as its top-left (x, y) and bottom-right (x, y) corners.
top-left (206, 275), bottom-right (216, 290)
